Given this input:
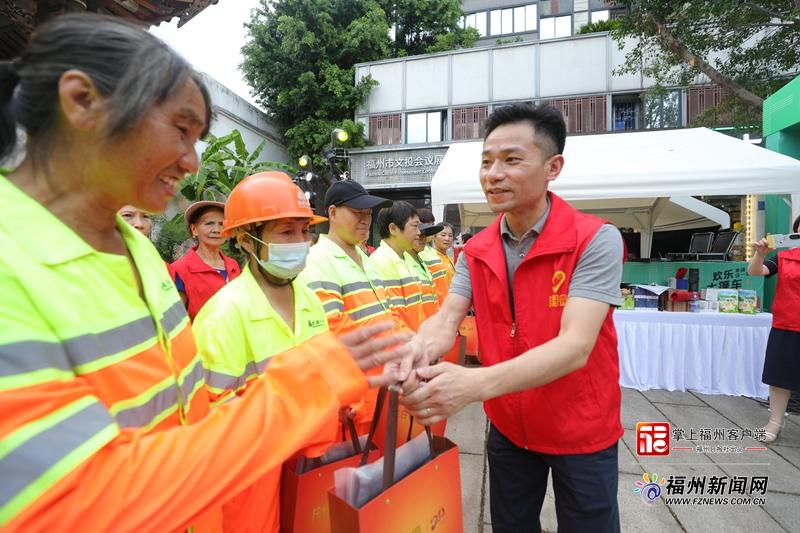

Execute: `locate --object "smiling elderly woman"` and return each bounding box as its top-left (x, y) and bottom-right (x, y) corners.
top-left (0, 13), bottom-right (409, 532)
top-left (170, 200), bottom-right (241, 321)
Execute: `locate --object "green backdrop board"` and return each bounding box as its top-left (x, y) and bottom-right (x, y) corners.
top-left (623, 261), bottom-right (764, 303)
top-left (763, 74), bottom-right (800, 311)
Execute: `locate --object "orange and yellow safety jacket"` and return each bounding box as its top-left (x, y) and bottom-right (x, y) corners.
top-left (299, 235), bottom-right (410, 434)
top-left (404, 251), bottom-right (439, 319)
top-left (0, 175), bottom-right (366, 532)
top-left (193, 265), bottom-right (332, 532)
top-left (369, 241), bottom-right (424, 331)
top-left (420, 246), bottom-right (453, 306)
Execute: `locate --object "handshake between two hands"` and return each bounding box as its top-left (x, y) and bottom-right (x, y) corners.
top-left (339, 322), bottom-right (476, 426)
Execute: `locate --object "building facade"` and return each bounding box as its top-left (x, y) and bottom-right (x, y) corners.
top-left (200, 74), bottom-right (289, 166)
top-left (461, 0), bottom-right (626, 47)
top-left (349, 2), bottom-right (730, 222)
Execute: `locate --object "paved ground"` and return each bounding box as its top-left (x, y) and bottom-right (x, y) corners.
top-left (445, 387), bottom-right (800, 532)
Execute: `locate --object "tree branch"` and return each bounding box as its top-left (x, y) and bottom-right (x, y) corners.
top-left (649, 12), bottom-right (764, 107)
top-left (742, 1), bottom-right (800, 25)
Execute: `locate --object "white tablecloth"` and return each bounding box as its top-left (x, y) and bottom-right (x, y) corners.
top-left (614, 310), bottom-right (771, 399)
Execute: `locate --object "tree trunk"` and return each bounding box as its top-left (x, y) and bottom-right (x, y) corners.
top-left (650, 13), bottom-right (764, 108)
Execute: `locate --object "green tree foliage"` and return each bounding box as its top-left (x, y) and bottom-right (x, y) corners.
top-left (241, 0), bottom-right (477, 173)
top-left (578, 19), bottom-right (621, 35)
top-left (377, 0), bottom-right (479, 57)
top-left (156, 129), bottom-right (291, 263)
top-left (613, 1), bottom-right (800, 129)
top-left (181, 129), bottom-right (295, 202)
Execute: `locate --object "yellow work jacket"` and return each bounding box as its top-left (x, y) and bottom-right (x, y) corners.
top-left (0, 175), bottom-right (366, 532)
top-left (404, 251), bottom-right (439, 320)
top-left (193, 265), bottom-right (329, 405)
top-left (419, 246), bottom-right (452, 307)
top-left (192, 265), bottom-right (332, 533)
top-left (369, 241), bottom-right (424, 331)
top-left (299, 235), bottom-right (411, 435)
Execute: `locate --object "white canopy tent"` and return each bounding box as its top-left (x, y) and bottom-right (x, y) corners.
top-left (431, 128), bottom-right (800, 257)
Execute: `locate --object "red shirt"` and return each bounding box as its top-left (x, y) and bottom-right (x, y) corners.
top-left (464, 192), bottom-right (623, 454)
top-left (169, 247), bottom-right (240, 320)
top-left (771, 247), bottom-right (800, 332)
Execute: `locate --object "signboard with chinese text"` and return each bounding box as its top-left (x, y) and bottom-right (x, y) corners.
top-left (350, 147), bottom-right (448, 188)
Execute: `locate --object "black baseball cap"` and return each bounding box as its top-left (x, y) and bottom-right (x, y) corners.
top-left (419, 222), bottom-right (444, 236)
top-left (324, 180), bottom-right (392, 210)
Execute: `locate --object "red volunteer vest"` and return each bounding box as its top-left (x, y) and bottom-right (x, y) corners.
top-left (465, 192), bottom-right (623, 454)
top-left (169, 247), bottom-right (241, 320)
top-left (770, 248), bottom-right (800, 332)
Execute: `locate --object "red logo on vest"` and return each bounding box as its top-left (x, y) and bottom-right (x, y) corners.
top-left (636, 422), bottom-right (670, 456)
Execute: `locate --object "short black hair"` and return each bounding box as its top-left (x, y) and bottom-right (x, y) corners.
top-left (376, 201), bottom-right (418, 239)
top-left (793, 215), bottom-right (800, 233)
top-left (417, 208), bottom-right (435, 224)
top-left (484, 103), bottom-right (566, 158)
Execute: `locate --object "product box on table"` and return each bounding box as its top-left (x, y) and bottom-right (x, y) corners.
top-left (718, 289), bottom-right (739, 313)
top-left (738, 290), bottom-right (758, 314)
top-left (664, 289), bottom-right (688, 312)
top-left (632, 285), bottom-right (668, 310)
top-left (701, 288), bottom-right (720, 302)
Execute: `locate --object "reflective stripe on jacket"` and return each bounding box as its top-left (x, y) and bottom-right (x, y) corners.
top-left (193, 265), bottom-right (331, 532)
top-left (405, 251), bottom-right (439, 319)
top-left (169, 246), bottom-right (240, 321)
top-left (427, 247), bottom-right (455, 303)
top-left (299, 235), bottom-right (410, 434)
top-left (465, 192), bottom-right (623, 455)
top-left (369, 241), bottom-right (424, 331)
top-left (0, 175), bottom-right (366, 531)
top-left (301, 235), bottom-right (397, 334)
top-left (194, 266), bottom-right (329, 405)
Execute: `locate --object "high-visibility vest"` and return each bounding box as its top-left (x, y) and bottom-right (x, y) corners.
top-left (369, 241), bottom-right (424, 331)
top-left (404, 251), bottom-right (439, 319)
top-left (299, 235), bottom-right (409, 434)
top-left (193, 265), bottom-right (330, 532)
top-left (300, 235), bottom-right (397, 334)
top-left (194, 266), bottom-right (329, 405)
top-left (418, 246), bottom-right (452, 307)
top-left (0, 175), bottom-right (367, 532)
top-left (426, 247), bottom-right (454, 300)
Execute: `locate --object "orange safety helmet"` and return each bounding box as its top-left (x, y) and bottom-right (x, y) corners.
top-left (222, 171), bottom-right (327, 236)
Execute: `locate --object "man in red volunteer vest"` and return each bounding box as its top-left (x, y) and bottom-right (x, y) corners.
top-left (401, 104), bottom-right (625, 532)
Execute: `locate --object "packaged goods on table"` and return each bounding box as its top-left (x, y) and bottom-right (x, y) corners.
top-left (738, 290), bottom-right (758, 314)
top-left (718, 289), bottom-right (739, 313)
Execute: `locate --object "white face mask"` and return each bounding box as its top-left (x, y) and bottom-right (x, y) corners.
top-left (247, 233), bottom-right (310, 280)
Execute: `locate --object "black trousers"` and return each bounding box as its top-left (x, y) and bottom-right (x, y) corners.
top-left (487, 424), bottom-right (620, 533)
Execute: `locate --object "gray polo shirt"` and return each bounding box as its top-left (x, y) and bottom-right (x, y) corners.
top-left (450, 202), bottom-right (623, 307)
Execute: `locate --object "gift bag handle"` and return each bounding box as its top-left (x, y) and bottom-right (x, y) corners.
top-left (359, 386), bottom-right (388, 467)
top-left (359, 386), bottom-right (437, 491)
top-left (345, 417), bottom-right (362, 455)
